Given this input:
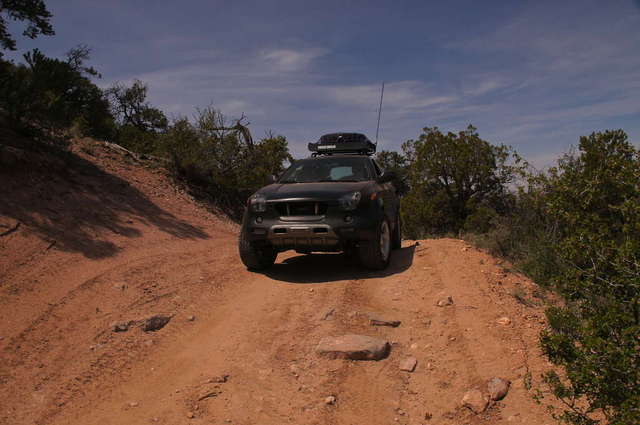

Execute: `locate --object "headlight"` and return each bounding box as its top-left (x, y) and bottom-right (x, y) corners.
top-left (249, 194), bottom-right (267, 212)
top-left (339, 191), bottom-right (362, 211)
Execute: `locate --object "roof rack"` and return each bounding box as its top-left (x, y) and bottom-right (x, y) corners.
top-left (308, 133), bottom-right (376, 156)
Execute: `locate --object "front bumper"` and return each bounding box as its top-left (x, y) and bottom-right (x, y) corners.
top-left (242, 202), bottom-right (383, 252)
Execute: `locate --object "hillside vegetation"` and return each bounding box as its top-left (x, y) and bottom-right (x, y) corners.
top-left (1, 2), bottom-right (638, 424)
top-left (377, 129), bottom-right (640, 425)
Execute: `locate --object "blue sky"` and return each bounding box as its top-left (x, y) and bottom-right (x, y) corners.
top-left (7, 0), bottom-right (640, 166)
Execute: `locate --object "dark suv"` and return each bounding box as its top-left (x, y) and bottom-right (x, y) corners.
top-left (239, 133), bottom-right (403, 270)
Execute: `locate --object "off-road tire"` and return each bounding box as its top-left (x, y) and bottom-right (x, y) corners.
top-left (391, 213), bottom-right (402, 250)
top-left (358, 218), bottom-right (392, 270)
top-left (239, 231), bottom-right (277, 270)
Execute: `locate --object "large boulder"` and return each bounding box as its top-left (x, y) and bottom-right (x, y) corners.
top-left (316, 334), bottom-right (390, 360)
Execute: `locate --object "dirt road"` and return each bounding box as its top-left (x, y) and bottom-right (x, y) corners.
top-left (0, 141), bottom-right (555, 425)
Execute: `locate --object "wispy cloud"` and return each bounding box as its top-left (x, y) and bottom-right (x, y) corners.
top-left (327, 81), bottom-right (456, 111)
top-left (261, 48), bottom-right (328, 72)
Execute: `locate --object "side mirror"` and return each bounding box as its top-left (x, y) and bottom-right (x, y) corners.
top-left (376, 171), bottom-right (397, 184)
top-left (267, 174), bottom-right (277, 184)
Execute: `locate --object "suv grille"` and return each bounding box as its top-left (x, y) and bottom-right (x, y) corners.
top-left (275, 202), bottom-right (328, 216)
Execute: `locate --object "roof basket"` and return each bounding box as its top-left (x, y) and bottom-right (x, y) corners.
top-left (308, 133), bottom-right (376, 156)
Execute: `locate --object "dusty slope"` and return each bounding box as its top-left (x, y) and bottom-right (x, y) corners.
top-left (1, 139), bottom-right (555, 425)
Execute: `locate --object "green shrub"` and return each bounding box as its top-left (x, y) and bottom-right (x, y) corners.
top-left (463, 205), bottom-right (498, 234)
top-left (106, 80), bottom-right (167, 153)
top-left (161, 108), bottom-right (291, 218)
top-left (535, 130), bottom-right (640, 425)
top-left (0, 47), bottom-right (115, 142)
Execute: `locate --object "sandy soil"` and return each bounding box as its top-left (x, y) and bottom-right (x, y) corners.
top-left (1, 140), bottom-right (556, 425)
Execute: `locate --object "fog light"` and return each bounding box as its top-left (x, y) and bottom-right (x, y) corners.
top-left (344, 215), bottom-right (353, 223)
top-left (255, 216), bottom-right (263, 223)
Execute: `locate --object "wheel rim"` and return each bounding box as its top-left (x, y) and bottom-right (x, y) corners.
top-left (380, 220), bottom-right (390, 261)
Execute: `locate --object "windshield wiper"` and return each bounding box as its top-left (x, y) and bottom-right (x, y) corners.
top-left (279, 180), bottom-right (298, 184)
top-left (317, 179), bottom-right (362, 182)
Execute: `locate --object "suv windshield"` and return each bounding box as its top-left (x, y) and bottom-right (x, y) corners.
top-left (279, 157), bottom-right (372, 183)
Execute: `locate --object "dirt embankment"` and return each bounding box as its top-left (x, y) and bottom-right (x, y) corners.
top-left (1, 139), bottom-right (556, 425)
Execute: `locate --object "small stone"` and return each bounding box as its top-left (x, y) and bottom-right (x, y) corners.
top-left (449, 336), bottom-right (457, 341)
top-left (316, 334), bottom-right (390, 360)
top-left (424, 411), bottom-right (433, 420)
top-left (487, 377), bottom-right (511, 401)
top-left (462, 389), bottom-right (489, 413)
top-left (436, 296), bottom-right (454, 307)
top-left (289, 364), bottom-right (299, 376)
top-left (141, 314), bottom-right (171, 332)
top-left (396, 408), bottom-right (405, 415)
top-left (186, 411), bottom-right (195, 419)
top-left (309, 288), bottom-right (314, 293)
top-left (497, 317), bottom-right (512, 326)
top-left (128, 401), bottom-right (139, 408)
top-left (507, 413), bottom-right (521, 422)
top-left (410, 343), bottom-right (418, 350)
top-left (187, 315), bottom-right (196, 322)
top-left (205, 374), bottom-right (229, 383)
top-left (399, 356), bottom-right (417, 372)
top-left (112, 321), bottom-right (130, 332)
top-left (324, 395), bottom-right (336, 405)
top-left (368, 313), bottom-right (401, 327)
top-left (319, 308), bottom-right (336, 321)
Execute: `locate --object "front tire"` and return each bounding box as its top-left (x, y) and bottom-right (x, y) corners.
top-left (358, 218), bottom-right (392, 270)
top-left (239, 231), bottom-right (277, 270)
top-left (392, 213), bottom-right (402, 250)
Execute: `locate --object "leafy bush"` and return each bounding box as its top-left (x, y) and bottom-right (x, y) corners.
top-left (534, 130), bottom-right (640, 425)
top-left (106, 80), bottom-right (167, 153)
top-left (161, 108), bottom-right (291, 218)
top-left (0, 47), bottom-right (114, 141)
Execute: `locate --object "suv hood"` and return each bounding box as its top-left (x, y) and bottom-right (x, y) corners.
top-left (259, 181), bottom-right (371, 201)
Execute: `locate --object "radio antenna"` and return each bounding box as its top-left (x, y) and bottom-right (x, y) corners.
top-left (375, 81), bottom-right (385, 147)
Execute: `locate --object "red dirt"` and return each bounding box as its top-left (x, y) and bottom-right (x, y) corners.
top-left (1, 139), bottom-right (557, 425)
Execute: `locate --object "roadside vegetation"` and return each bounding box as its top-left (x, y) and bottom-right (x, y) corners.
top-left (378, 128), bottom-right (639, 425)
top-left (1, 2), bottom-right (638, 423)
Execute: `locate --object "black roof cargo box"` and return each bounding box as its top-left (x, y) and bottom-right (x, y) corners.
top-left (308, 133), bottom-right (376, 155)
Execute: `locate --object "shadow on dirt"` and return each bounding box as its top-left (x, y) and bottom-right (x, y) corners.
top-left (263, 243), bottom-right (416, 284)
top-left (0, 142), bottom-right (209, 259)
